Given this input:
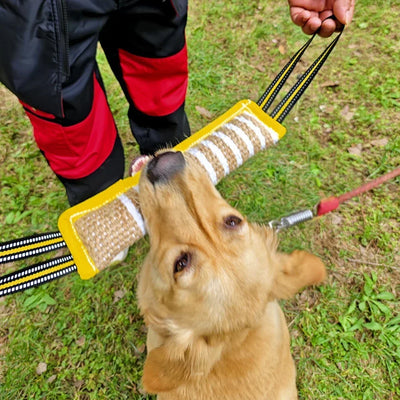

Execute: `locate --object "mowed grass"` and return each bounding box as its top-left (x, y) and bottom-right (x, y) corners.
top-left (1, 0), bottom-right (399, 399)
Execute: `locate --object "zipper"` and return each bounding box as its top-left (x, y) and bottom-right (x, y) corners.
top-left (168, 0), bottom-right (179, 16)
top-left (53, 0), bottom-right (70, 82)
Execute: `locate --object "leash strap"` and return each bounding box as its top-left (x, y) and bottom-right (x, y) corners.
top-left (316, 166), bottom-right (400, 216)
top-left (269, 166), bottom-right (400, 231)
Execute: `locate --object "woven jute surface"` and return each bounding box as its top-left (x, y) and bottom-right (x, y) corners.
top-left (73, 109), bottom-right (277, 270)
top-left (188, 111), bottom-right (275, 183)
top-left (74, 187), bottom-right (142, 270)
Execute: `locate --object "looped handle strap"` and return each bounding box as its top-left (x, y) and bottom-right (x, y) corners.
top-left (257, 33), bottom-right (316, 112)
top-left (258, 22), bottom-right (344, 123)
top-left (0, 231), bottom-right (66, 264)
top-left (0, 232), bottom-right (74, 297)
top-left (0, 255), bottom-right (77, 297)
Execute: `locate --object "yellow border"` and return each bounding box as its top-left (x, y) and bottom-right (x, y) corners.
top-left (174, 99), bottom-right (286, 151)
top-left (58, 100), bottom-right (286, 280)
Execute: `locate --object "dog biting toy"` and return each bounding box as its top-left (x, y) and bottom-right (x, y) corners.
top-left (59, 100), bottom-right (286, 279)
top-left (0, 29), bottom-right (343, 296)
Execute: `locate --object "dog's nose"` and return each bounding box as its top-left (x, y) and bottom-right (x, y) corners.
top-left (146, 151), bottom-right (186, 184)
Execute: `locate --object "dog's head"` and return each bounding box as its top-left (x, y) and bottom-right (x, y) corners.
top-left (137, 151), bottom-right (326, 392)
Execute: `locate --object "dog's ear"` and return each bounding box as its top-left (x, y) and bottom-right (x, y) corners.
top-left (272, 250), bottom-right (326, 299)
top-left (142, 345), bottom-right (188, 394)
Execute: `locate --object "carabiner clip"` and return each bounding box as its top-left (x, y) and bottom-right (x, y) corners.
top-left (268, 209), bottom-right (314, 232)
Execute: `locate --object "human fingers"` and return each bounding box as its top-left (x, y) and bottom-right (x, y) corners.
top-left (289, 6), bottom-right (323, 34)
top-left (318, 15), bottom-right (338, 37)
top-left (288, 0), bottom-right (326, 13)
top-left (302, 15), bottom-right (323, 35)
top-left (289, 6), bottom-right (311, 27)
top-left (333, 0), bottom-right (355, 25)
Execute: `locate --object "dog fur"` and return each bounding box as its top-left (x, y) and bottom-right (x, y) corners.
top-left (137, 151), bottom-right (326, 400)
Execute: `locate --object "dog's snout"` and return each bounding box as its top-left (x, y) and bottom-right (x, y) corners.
top-left (147, 151), bottom-right (186, 184)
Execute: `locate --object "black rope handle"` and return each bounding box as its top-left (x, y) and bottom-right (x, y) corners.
top-left (271, 28), bottom-right (343, 123)
top-left (258, 17), bottom-right (344, 122)
top-left (0, 231), bottom-right (66, 264)
top-left (257, 33), bottom-right (316, 112)
top-left (0, 255), bottom-right (77, 297)
top-left (0, 232), bottom-right (72, 297)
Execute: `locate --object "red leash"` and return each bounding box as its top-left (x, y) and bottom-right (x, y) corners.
top-left (316, 166), bottom-right (400, 216)
top-left (269, 167), bottom-right (400, 231)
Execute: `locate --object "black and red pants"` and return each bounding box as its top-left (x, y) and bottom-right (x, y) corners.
top-left (0, 0), bottom-right (189, 205)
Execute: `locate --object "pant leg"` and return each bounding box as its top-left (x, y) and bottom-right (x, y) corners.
top-left (22, 1), bottom-right (125, 205)
top-left (100, 0), bottom-right (190, 155)
top-left (56, 134), bottom-right (124, 206)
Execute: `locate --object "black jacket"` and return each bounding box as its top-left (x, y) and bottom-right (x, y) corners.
top-left (0, 0), bottom-right (186, 119)
top-left (0, 0), bottom-right (69, 117)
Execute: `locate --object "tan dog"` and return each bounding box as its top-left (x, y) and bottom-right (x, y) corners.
top-left (137, 151), bottom-right (326, 400)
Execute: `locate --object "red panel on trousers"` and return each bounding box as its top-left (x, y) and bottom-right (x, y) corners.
top-left (119, 44), bottom-right (188, 117)
top-left (25, 74), bottom-right (117, 179)
top-left (19, 101), bottom-right (57, 119)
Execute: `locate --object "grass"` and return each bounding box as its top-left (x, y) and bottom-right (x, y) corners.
top-left (1, 0), bottom-right (399, 399)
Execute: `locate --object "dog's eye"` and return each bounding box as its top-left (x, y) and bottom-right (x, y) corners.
top-left (174, 252), bottom-right (191, 274)
top-left (224, 215), bottom-right (242, 229)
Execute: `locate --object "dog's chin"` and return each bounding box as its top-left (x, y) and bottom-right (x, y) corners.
top-left (144, 303), bottom-right (269, 343)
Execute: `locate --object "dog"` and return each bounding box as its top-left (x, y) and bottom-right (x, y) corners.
top-left (137, 151), bottom-right (326, 400)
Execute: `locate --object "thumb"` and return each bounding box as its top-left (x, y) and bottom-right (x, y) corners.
top-left (333, 0), bottom-right (355, 25)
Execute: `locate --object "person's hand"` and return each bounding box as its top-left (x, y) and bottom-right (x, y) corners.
top-left (288, 0), bottom-right (355, 37)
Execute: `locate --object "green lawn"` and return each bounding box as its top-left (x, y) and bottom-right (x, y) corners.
top-left (1, 1), bottom-right (399, 399)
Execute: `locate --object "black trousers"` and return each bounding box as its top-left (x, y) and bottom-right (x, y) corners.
top-left (0, 0), bottom-right (190, 205)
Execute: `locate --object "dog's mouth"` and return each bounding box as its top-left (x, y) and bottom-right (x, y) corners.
top-left (131, 151), bottom-right (186, 185)
top-left (146, 151), bottom-right (186, 184)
